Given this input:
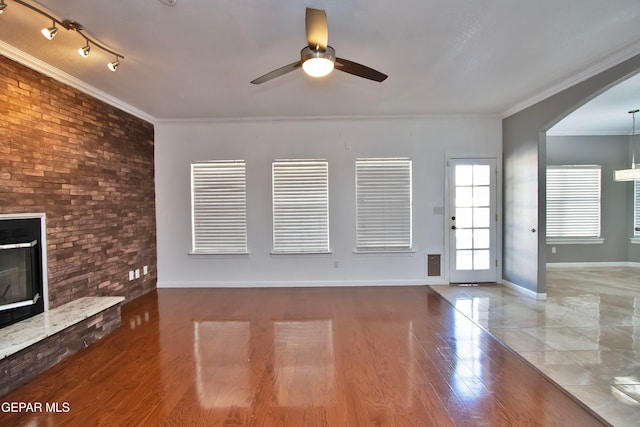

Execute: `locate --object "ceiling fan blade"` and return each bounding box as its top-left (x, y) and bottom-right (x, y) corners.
top-left (250, 61), bottom-right (302, 84)
top-left (306, 8), bottom-right (328, 50)
top-left (335, 57), bottom-right (388, 82)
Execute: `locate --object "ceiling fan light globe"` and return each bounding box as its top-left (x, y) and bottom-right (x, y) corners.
top-left (303, 57), bottom-right (334, 77)
top-left (300, 45), bottom-right (335, 78)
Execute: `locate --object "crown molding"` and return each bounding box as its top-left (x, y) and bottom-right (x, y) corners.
top-left (0, 41), bottom-right (155, 124)
top-left (546, 130), bottom-right (633, 136)
top-left (154, 112), bottom-right (500, 125)
top-left (500, 41), bottom-right (640, 119)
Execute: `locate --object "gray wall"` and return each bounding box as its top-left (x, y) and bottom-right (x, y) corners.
top-left (503, 53), bottom-right (640, 294)
top-left (546, 135), bottom-right (629, 263)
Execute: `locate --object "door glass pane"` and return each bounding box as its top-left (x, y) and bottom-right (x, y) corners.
top-left (456, 229), bottom-right (473, 249)
top-left (456, 187), bottom-right (473, 207)
top-left (473, 250), bottom-right (490, 270)
top-left (473, 229), bottom-right (490, 249)
top-left (473, 208), bottom-right (490, 228)
top-left (456, 165), bottom-right (473, 186)
top-left (456, 208), bottom-right (473, 228)
top-left (457, 250), bottom-right (473, 270)
top-left (473, 165), bottom-right (491, 186)
top-left (472, 187), bottom-right (490, 207)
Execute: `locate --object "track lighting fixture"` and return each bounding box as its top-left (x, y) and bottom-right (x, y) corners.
top-left (3, 0), bottom-right (124, 71)
top-left (107, 58), bottom-right (120, 72)
top-left (78, 41), bottom-right (90, 58)
top-left (40, 22), bottom-right (58, 40)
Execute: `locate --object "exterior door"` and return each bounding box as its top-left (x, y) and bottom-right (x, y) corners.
top-left (449, 158), bottom-right (497, 283)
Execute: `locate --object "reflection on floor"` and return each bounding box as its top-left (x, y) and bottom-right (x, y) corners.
top-left (432, 267), bottom-right (640, 427)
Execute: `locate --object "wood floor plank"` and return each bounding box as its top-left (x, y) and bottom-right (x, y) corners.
top-left (0, 287), bottom-right (608, 426)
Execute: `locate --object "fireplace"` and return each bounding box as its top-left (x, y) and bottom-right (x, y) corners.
top-left (0, 217), bottom-right (45, 329)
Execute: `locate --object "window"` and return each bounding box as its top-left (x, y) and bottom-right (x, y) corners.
top-left (635, 180), bottom-right (640, 238)
top-left (272, 160), bottom-right (329, 253)
top-left (191, 161), bottom-right (248, 254)
top-left (355, 158), bottom-right (412, 251)
top-left (546, 165), bottom-right (602, 242)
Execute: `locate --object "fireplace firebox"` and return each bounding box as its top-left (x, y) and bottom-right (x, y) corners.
top-left (0, 218), bottom-right (44, 329)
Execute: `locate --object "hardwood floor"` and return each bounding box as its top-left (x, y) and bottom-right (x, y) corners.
top-left (0, 287), bottom-right (607, 426)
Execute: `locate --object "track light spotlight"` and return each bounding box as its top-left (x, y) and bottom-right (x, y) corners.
top-left (41, 22), bottom-right (58, 40)
top-left (78, 41), bottom-right (90, 58)
top-left (107, 59), bottom-right (120, 72)
top-left (0, 1), bottom-right (7, 13)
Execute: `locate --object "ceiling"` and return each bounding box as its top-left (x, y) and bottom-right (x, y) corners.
top-left (1, 0), bottom-right (640, 123)
top-left (549, 71), bottom-right (640, 135)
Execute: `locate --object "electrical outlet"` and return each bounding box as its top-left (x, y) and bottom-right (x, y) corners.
top-left (128, 271), bottom-right (134, 281)
top-left (135, 269), bottom-right (141, 279)
top-left (143, 265), bottom-right (148, 275)
top-left (552, 247), bottom-right (557, 254)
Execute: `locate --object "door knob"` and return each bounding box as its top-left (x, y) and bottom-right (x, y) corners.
top-left (451, 225), bottom-right (456, 230)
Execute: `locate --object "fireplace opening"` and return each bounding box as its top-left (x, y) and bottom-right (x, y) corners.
top-left (0, 218), bottom-right (44, 329)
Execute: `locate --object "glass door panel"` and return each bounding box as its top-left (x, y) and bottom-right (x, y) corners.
top-left (449, 159), bottom-right (497, 283)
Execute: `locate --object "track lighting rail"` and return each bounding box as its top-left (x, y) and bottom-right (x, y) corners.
top-left (4, 0), bottom-right (124, 71)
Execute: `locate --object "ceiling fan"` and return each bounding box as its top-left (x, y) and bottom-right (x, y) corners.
top-left (250, 8), bottom-right (388, 84)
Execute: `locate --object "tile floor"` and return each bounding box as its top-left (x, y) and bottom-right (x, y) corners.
top-left (432, 267), bottom-right (640, 427)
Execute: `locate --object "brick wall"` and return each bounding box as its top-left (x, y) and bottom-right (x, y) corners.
top-left (0, 55), bottom-right (156, 307)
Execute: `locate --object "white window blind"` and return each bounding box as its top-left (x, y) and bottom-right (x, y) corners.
top-left (635, 179), bottom-right (640, 237)
top-left (191, 161), bottom-right (248, 254)
top-left (272, 160), bottom-right (329, 253)
top-left (356, 158), bottom-right (412, 251)
top-left (546, 165), bottom-right (601, 238)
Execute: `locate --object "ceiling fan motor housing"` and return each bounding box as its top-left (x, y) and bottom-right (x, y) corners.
top-left (301, 46), bottom-right (336, 64)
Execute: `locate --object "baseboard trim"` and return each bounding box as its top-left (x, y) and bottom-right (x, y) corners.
top-left (546, 262), bottom-right (640, 269)
top-left (157, 279), bottom-right (431, 288)
top-left (501, 279), bottom-right (547, 300)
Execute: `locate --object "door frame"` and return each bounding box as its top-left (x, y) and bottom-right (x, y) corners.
top-left (443, 151), bottom-right (503, 284)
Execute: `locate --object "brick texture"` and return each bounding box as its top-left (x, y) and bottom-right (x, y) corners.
top-left (0, 304), bottom-right (122, 397)
top-left (0, 55), bottom-right (156, 307)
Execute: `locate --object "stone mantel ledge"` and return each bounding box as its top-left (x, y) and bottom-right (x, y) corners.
top-left (0, 296), bottom-right (125, 359)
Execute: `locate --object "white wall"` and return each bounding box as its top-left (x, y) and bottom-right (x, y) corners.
top-left (155, 116), bottom-right (501, 288)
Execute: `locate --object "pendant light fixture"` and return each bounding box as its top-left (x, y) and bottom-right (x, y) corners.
top-left (614, 109), bottom-right (640, 181)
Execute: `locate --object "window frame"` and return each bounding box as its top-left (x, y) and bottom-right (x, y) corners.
top-left (546, 164), bottom-right (603, 245)
top-left (271, 159), bottom-right (330, 254)
top-left (355, 158), bottom-right (413, 253)
top-left (190, 160), bottom-right (248, 255)
top-left (633, 178), bottom-right (640, 243)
